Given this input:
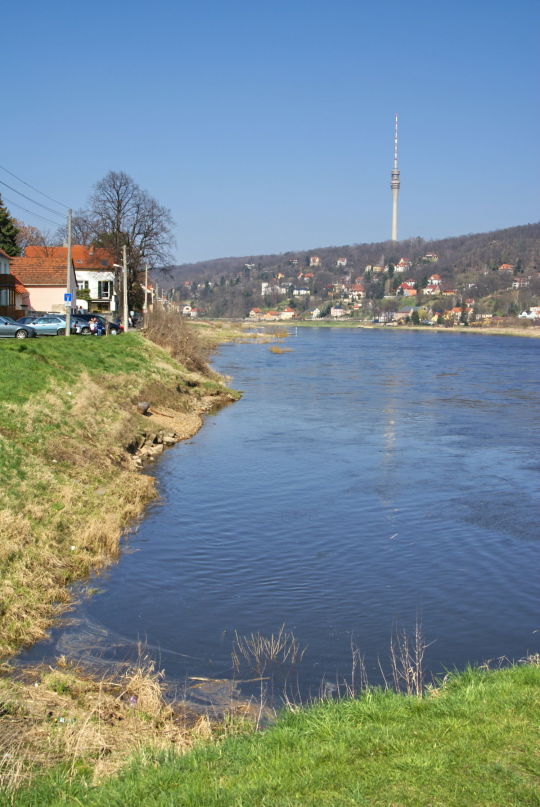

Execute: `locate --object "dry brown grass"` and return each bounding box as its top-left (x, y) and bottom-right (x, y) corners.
top-left (268, 346), bottom-right (293, 354)
top-left (145, 309), bottom-right (210, 373)
top-left (0, 660), bottom-right (201, 793)
top-left (0, 342), bottom-right (238, 660)
top-left (0, 653), bottom-right (264, 794)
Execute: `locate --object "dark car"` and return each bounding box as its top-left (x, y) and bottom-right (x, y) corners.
top-left (108, 318), bottom-right (124, 335)
top-left (0, 315), bottom-right (38, 338)
top-left (74, 313), bottom-right (123, 335)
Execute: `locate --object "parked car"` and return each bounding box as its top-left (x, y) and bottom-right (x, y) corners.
top-left (29, 315), bottom-right (76, 336)
top-left (0, 316), bottom-right (37, 338)
top-left (73, 313), bottom-right (123, 335)
top-left (15, 316), bottom-right (39, 326)
top-left (108, 318), bottom-right (124, 335)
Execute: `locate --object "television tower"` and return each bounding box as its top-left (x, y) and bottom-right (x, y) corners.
top-left (390, 114), bottom-right (400, 242)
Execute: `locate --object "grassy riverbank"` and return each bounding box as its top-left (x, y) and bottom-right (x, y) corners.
top-left (0, 327), bottom-right (238, 658)
top-left (6, 661), bottom-right (539, 807)
top-left (295, 320), bottom-right (540, 337)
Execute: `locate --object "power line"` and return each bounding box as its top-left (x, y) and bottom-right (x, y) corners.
top-left (0, 177), bottom-right (66, 217)
top-left (0, 164), bottom-right (69, 210)
top-left (2, 195), bottom-right (64, 228)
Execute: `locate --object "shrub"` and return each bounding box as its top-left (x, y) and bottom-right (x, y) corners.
top-left (144, 309), bottom-right (210, 374)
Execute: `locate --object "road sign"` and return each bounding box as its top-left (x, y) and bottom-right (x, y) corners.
top-left (64, 293), bottom-right (72, 303)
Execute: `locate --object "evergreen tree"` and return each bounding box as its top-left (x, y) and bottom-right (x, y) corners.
top-left (0, 196), bottom-right (21, 256)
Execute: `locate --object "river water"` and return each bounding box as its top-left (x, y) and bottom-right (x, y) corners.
top-left (19, 328), bottom-right (540, 697)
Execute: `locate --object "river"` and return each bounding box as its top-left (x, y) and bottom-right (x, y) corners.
top-left (19, 328), bottom-right (540, 698)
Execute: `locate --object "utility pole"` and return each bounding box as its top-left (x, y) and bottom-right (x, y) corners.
top-left (65, 208), bottom-right (72, 337)
top-left (143, 263), bottom-right (149, 326)
top-left (122, 244), bottom-right (128, 332)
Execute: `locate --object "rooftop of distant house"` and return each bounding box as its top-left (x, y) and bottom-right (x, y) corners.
top-left (25, 245), bottom-right (115, 270)
top-left (10, 255), bottom-right (72, 286)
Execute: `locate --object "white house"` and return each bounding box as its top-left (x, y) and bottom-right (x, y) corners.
top-left (261, 281), bottom-right (286, 296)
top-left (394, 258), bottom-right (411, 272)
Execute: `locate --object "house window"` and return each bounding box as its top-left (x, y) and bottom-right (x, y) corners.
top-left (0, 288), bottom-right (13, 306)
top-left (78, 280), bottom-right (89, 290)
top-left (97, 281), bottom-right (112, 299)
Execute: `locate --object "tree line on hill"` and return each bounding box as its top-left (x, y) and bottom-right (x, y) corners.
top-left (162, 222), bottom-right (540, 319)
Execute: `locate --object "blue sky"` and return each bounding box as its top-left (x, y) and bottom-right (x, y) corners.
top-left (3, 0), bottom-right (539, 263)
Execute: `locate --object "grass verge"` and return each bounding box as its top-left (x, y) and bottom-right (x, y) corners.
top-left (6, 661), bottom-right (539, 807)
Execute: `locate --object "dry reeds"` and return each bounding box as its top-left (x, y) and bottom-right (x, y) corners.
top-left (145, 309), bottom-right (210, 373)
top-left (232, 626), bottom-right (307, 676)
top-left (388, 620), bottom-right (428, 697)
top-left (268, 346), bottom-right (292, 354)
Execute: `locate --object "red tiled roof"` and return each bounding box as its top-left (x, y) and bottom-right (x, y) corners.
top-left (11, 274), bottom-right (28, 294)
top-left (26, 245), bottom-right (115, 270)
top-left (10, 256), bottom-right (70, 286)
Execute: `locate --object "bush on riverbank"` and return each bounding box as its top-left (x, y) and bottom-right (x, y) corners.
top-left (7, 660), bottom-right (540, 807)
top-left (144, 309), bottom-right (211, 373)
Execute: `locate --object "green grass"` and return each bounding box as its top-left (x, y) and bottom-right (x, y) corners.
top-left (0, 333), bottom-right (180, 406)
top-left (8, 663), bottom-right (540, 807)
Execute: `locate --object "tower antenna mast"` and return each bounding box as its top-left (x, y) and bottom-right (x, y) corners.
top-left (391, 114), bottom-right (400, 242)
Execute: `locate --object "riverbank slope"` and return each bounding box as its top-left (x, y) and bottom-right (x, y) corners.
top-left (8, 661), bottom-right (540, 807)
top-left (0, 330), bottom-right (239, 658)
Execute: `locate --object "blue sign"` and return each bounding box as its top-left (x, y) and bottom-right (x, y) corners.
top-left (64, 293), bottom-right (72, 303)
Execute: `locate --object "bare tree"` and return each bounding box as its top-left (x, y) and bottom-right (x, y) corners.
top-left (89, 171), bottom-right (176, 278)
top-left (53, 209), bottom-right (94, 247)
top-left (14, 220), bottom-right (48, 252)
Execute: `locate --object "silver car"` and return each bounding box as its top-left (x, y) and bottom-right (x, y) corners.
top-left (0, 316), bottom-right (38, 338)
top-left (29, 315), bottom-right (74, 336)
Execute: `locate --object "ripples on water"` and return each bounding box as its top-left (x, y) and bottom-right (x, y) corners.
top-left (19, 329), bottom-right (540, 696)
